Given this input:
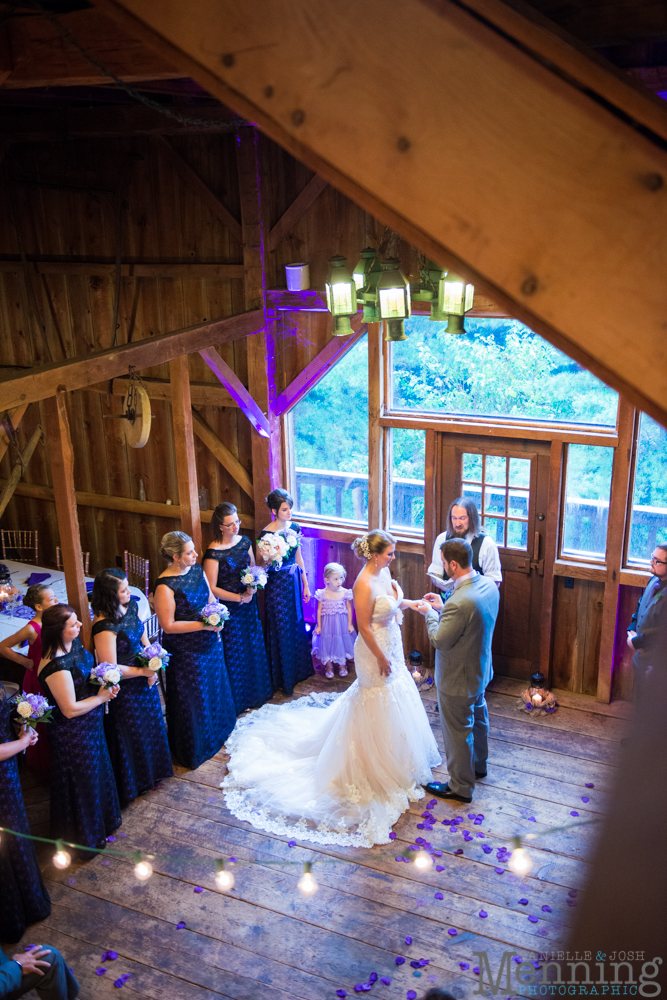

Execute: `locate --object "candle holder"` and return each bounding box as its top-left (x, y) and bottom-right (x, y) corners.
top-left (518, 670), bottom-right (557, 717)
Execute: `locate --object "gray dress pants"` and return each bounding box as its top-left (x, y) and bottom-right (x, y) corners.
top-left (3, 948), bottom-right (79, 1000)
top-left (437, 687), bottom-right (489, 798)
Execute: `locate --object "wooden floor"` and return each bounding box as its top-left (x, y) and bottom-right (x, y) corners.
top-left (13, 674), bottom-right (631, 1000)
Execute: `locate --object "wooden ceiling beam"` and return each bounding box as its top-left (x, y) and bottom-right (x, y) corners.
top-left (94, 0), bottom-right (667, 429)
top-left (0, 404), bottom-right (29, 465)
top-left (268, 174), bottom-right (328, 252)
top-left (199, 346), bottom-right (270, 437)
top-left (0, 308), bottom-right (264, 411)
top-left (191, 407), bottom-right (254, 499)
top-left (87, 375), bottom-right (237, 408)
top-left (0, 106), bottom-right (246, 142)
top-left (0, 259), bottom-right (243, 279)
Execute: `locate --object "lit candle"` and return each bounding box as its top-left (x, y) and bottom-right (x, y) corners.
top-left (531, 694), bottom-right (543, 706)
top-left (412, 671), bottom-right (423, 683)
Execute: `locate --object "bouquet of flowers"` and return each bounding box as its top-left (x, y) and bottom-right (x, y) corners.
top-left (90, 662), bottom-right (121, 713)
top-left (12, 691), bottom-right (53, 732)
top-left (240, 565), bottom-right (268, 593)
top-left (281, 528), bottom-right (299, 552)
top-left (256, 532), bottom-right (290, 569)
top-left (200, 601), bottom-right (230, 628)
top-left (136, 642), bottom-right (171, 671)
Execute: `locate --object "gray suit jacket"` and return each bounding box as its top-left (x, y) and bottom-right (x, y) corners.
top-left (425, 572), bottom-right (500, 698)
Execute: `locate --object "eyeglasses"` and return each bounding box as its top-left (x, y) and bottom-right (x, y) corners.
top-left (651, 554), bottom-right (667, 566)
top-left (223, 519), bottom-right (241, 528)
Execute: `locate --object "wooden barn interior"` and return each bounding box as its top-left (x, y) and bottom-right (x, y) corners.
top-left (0, 1), bottom-right (666, 998)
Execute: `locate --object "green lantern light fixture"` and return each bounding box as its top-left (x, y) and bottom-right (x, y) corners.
top-left (325, 255), bottom-right (358, 336)
top-left (353, 247), bottom-right (382, 322)
top-left (412, 257), bottom-right (448, 321)
top-left (441, 271), bottom-right (475, 334)
top-left (377, 257), bottom-right (411, 341)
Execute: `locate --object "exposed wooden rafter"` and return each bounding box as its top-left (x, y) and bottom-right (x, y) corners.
top-left (268, 174), bottom-right (328, 251)
top-left (199, 346), bottom-right (270, 437)
top-left (94, 0), bottom-right (667, 429)
top-left (0, 424), bottom-right (42, 520)
top-left (191, 408), bottom-right (254, 500)
top-left (0, 404), bottom-right (29, 465)
top-left (0, 308), bottom-right (264, 411)
top-left (88, 375), bottom-right (237, 408)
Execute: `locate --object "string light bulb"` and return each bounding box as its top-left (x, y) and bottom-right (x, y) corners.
top-left (52, 840), bottom-right (71, 870)
top-left (133, 852), bottom-right (153, 881)
top-left (297, 861), bottom-right (318, 896)
top-left (215, 859), bottom-right (235, 891)
top-left (413, 849), bottom-right (433, 871)
top-left (508, 837), bottom-right (532, 876)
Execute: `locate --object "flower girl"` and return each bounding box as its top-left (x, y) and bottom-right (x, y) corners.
top-left (311, 562), bottom-right (356, 678)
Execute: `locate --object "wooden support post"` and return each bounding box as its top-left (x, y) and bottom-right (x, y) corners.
top-left (0, 423), bottom-right (42, 519)
top-left (43, 393), bottom-right (91, 648)
top-left (169, 356), bottom-right (201, 553)
top-left (237, 128), bottom-right (280, 529)
top-left (367, 321), bottom-right (383, 530)
top-left (199, 346), bottom-right (270, 437)
top-left (539, 440), bottom-right (564, 681)
top-left (597, 397), bottom-right (636, 703)
top-left (424, 428), bottom-right (437, 576)
top-left (0, 404), bottom-right (28, 465)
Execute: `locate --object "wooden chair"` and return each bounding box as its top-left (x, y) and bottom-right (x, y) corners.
top-left (56, 547), bottom-right (90, 575)
top-left (124, 550), bottom-right (150, 596)
top-left (145, 612), bottom-right (166, 701)
top-left (0, 530), bottom-right (38, 564)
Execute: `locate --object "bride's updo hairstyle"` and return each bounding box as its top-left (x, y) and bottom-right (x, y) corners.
top-left (352, 529), bottom-right (396, 561)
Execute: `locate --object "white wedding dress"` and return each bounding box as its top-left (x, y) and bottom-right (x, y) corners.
top-left (222, 583), bottom-right (441, 847)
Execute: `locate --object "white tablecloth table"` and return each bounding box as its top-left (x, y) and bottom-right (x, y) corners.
top-left (0, 559), bottom-right (150, 649)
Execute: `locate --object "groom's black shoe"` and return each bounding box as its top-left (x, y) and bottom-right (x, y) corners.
top-left (425, 781), bottom-right (472, 803)
top-left (475, 769), bottom-right (487, 779)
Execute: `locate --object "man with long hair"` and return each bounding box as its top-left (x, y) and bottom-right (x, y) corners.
top-left (427, 496), bottom-right (502, 595)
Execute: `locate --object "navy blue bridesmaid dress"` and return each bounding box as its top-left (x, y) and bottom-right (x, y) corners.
top-left (259, 523), bottom-right (313, 695)
top-left (92, 598), bottom-right (173, 808)
top-left (155, 563), bottom-right (236, 770)
top-left (38, 639), bottom-right (121, 852)
top-left (203, 538), bottom-right (272, 714)
top-left (0, 692), bottom-right (51, 942)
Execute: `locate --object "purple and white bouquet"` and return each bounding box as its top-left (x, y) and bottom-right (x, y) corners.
top-left (256, 532), bottom-right (290, 569)
top-left (136, 642), bottom-right (171, 672)
top-left (90, 662), bottom-right (121, 713)
top-left (240, 565), bottom-right (268, 593)
top-left (200, 601), bottom-right (230, 628)
top-left (12, 691), bottom-right (53, 731)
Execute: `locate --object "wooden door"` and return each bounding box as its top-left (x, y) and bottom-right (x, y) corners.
top-left (435, 433), bottom-right (551, 680)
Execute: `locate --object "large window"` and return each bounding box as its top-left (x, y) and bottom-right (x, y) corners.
top-left (628, 414), bottom-right (667, 564)
top-left (389, 428), bottom-right (425, 533)
top-left (561, 444), bottom-right (614, 561)
top-left (391, 317), bottom-right (618, 426)
top-left (461, 452), bottom-right (531, 550)
top-left (288, 335), bottom-right (368, 525)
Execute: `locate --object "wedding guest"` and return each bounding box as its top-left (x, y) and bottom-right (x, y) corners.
top-left (154, 531), bottom-right (236, 770)
top-left (203, 503), bottom-right (272, 714)
top-left (627, 542), bottom-right (667, 700)
top-left (258, 488), bottom-right (313, 695)
top-left (38, 605), bottom-right (121, 852)
top-left (0, 583), bottom-right (58, 777)
top-left (0, 696), bottom-right (51, 943)
top-left (91, 569), bottom-right (173, 807)
top-left (0, 943), bottom-right (78, 999)
top-left (311, 562), bottom-right (356, 679)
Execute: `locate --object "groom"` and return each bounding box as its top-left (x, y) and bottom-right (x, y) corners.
top-left (418, 538), bottom-right (500, 803)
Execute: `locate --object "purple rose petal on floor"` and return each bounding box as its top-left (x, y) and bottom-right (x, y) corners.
top-left (118, 833), bottom-right (127, 838)
top-left (528, 915), bottom-right (539, 923)
top-left (208, 796), bottom-right (215, 803)
top-left (528, 816), bottom-right (536, 822)
top-left (570, 810), bottom-right (579, 816)
top-left (542, 905), bottom-right (552, 912)
top-left (369, 973), bottom-right (378, 984)
top-left (513, 957), bottom-right (523, 964)
top-left (411, 961), bottom-right (421, 969)
top-left (468, 813), bottom-right (476, 820)
top-left (454, 849), bottom-right (463, 855)
top-left (67, 878), bottom-right (76, 885)
top-left (434, 892), bottom-right (444, 900)
top-left (442, 819), bottom-right (451, 825)
top-left (494, 867), bottom-right (505, 874)
top-left (194, 887), bottom-right (203, 894)
top-left (482, 845), bottom-right (493, 854)
top-left (107, 836), bottom-right (115, 842)
top-left (95, 968), bottom-right (107, 976)
top-left (336, 991), bottom-right (347, 998)
top-left (396, 956), bottom-right (406, 965)
top-left (433, 850), bottom-right (443, 857)
top-left (479, 910), bottom-right (488, 918)
top-left (428, 799), bottom-right (437, 807)
top-left (459, 962), bottom-right (470, 970)
top-left (476, 832), bottom-right (485, 838)
top-left (518, 898), bottom-right (529, 905)
top-left (415, 837), bottom-right (425, 845)
top-left (396, 856), bottom-right (403, 862)
top-left (389, 832), bottom-right (397, 840)
top-left (228, 858), bottom-right (237, 863)
top-left (176, 921), bottom-right (186, 930)
top-left (585, 783), bottom-right (594, 788)
top-left (581, 796), bottom-right (590, 803)
top-left (416, 824), bottom-right (425, 830)
top-left (533, 962), bottom-right (542, 970)
top-left (568, 890), bottom-right (578, 897)
top-left (419, 959), bottom-right (430, 967)
top-left (101, 860), bottom-right (110, 866)
top-left (435, 865), bottom-right (445, 872)
top-left (381, 979), bottom-right (391, 987)
top-left (448, 928), bottom-right (458, 936)
top-left (101, 952), bottom-right (118, 962)
top-left (473, 967), bottom-right (480, 975)
top-left (407, 992), bottom-right (417, 1000)
top-left (288, 841), bottom-right (296, 847)
top-left (405, 936), bottom-right (413, 945)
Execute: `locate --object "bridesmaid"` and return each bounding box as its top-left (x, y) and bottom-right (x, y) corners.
top-left (38, 605), bottom-right (121, 853)
top-left (154, 531), bottom-right (236, 770)
top-left (0, 694), bottom-right (50, 943)
top-left (203, 503), bottom-right (272, 714)
top-left (0, 582), bottom-right (58, 778)
top-left (259, 488), bottom-right (313, 695)
top-left (91, 569), bottom-right (173, 808)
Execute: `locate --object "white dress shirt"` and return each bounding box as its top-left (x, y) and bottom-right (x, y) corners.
top-left (427, 531), bottom-right (502, 592)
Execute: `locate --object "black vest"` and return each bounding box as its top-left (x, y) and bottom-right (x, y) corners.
top-left (441, 533), bottom-right (485, 581)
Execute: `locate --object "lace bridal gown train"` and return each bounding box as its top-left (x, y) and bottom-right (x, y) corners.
top-left (222, 583), bottom-right (441, 847)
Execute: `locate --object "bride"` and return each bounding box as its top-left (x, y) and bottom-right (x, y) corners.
top-left (222, 529), bottom-right (441, 847)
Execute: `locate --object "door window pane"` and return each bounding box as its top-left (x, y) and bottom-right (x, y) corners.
top-left (390, 428), bottom-right (425, 532)
top-left (462, 451), bottom-right (530, 550)
top-left (628, 414), bottom-right (667, 563)
top-left (289, 335), bottom-right (368, 524)
top-left (391, 317), bottom-right (618, 426)
top-left (561, 444), bottom-right (613, 560)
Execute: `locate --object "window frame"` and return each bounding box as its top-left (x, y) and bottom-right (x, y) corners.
top-left (557, 441), bottom-right (615, 567)
top-left (387, 426), bottom-right (426, 540)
